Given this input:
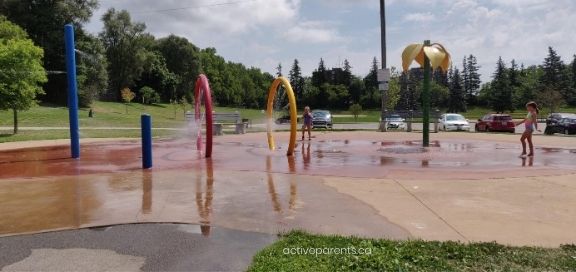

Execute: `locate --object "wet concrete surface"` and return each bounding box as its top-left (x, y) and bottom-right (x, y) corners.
top-left (0, 168), bottom-right (409, 239)
top-left (0, 224), bottom-right (276, 271)
top-left (1, 134), bottom-right (575, 180)
top-left (0, 131), bottom-right (575, 244)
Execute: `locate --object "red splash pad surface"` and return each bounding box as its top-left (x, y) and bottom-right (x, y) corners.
top-left (1, 134), bottom-right (575, 180)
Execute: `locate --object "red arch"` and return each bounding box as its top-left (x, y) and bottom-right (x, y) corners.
top-left (194, 74), bottom-right (214, 158)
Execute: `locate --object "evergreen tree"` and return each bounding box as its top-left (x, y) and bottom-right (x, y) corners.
top-left (397, 69), bottom-right (419, 111)
top-left (448, 68), bottom-right (466, 113)
top-left (360, 57), bottom-right (380, 108)
top-left (509, 59), bottom-right (520, 88)
top-left (490, 57), bottom-right (513, 112)
top-left (364, 57), bottom-right (379, 91)
top-left (311, 58), bottom-right (327, 88)
top-left (572, 55), bottom-right (576, 90)
top-left (541, 47), bottom-right (573, 105)
top-left (276, 63), bottom-right (282, 77)
top-left (349, 76), bottom-right (364, 104)
top-left (462, 56), bottom-right (470, 98)
top-left (541, 47), bottom-right (564, 86)
top-left (466, 55), bottom-right (481, 106)
top-left (433, 69), bottom-right (449, 87)
top-left (342, 59), bottom-right (353, 87)
top-left (289, 59), bottom-right (305, 104)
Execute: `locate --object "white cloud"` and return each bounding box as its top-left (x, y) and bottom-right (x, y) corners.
top-left (404, 12), bottom-right (436, 22)
top-left (283, 21), bottom-right (343, 44)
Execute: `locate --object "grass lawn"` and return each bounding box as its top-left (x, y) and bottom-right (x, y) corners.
top-left (0, 129), bottom-right (179, 143)
top-left (249, 231), bottom-right (576, 272)
top-left (0, 101), bottom-right (266, 129)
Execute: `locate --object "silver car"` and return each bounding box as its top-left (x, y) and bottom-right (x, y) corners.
top-left (312, 110), bottom-right (333, 129)
top-left (439, 114), bottom-right (471, 131)
top-left (385, 114), bottom-right (406, 130)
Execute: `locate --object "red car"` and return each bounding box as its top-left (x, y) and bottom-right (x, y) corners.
top-left (475, 114), bottom-right (515, 133)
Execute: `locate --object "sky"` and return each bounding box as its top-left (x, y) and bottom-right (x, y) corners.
top-left (86, 0), bottom-right (576, 82)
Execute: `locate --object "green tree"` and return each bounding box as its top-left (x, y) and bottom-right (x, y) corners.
top-left (513, 65), bottom-right (540, 109)
top-left (363, 57), bottom-right (379, 91)
top-left (386, 67), bottom-right (401, 111)
top-left (0, 17), bottom-right (47, 134)
top-left (349, 76), bottom-right (365, 104)
top-left (572, 55), bottom-right (576, 91)
top-left (326, 84), bottom-right (349, 109)
top-left (100, 8), bottom-right (150, 101)
top-left (509, 59), bottom-right (520, 88)
top-left (289, 59), bottom-right (305, 104)
top-left (448, 68), bottom-right (466, 113)
top-left (311, 58), bottom-right (327, 88)
top-left (0, 0), bottom-right (99, 104)
top-left (466, 55), bottom-right (481, 106)
top-left (76, 33), bottom-right (108, 107)
top-left (342, 59), bottom-right (353, 87)
top-left (139, 86), bottom-right (160, 105)
top-left (156, 35), bottom-right (200, 101)
top-left (120, 87), bottom-right (135, 113)
top-left (349, 103), bottom-right (362, 121)
top-left (276, 63), bottom-right (282, 77)
top-left (541, 47), bottom-right (573, 105)
top-left (360, 57), bottom-right (380, 108)
top-left (461, 57), bottom-right (470, 101)
top-left (538, 88), bottom-right (564, 113)
top-left (490, 57), bottom-right (513, 113)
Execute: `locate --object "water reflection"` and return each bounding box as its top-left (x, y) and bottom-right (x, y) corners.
top-left (302, 143), bottom-right (311, 170)
top-left (195, 158), bottom-right (214, 236)
top-left (142, 170), bottom-right (152, 214)
top-left (521, 156), bottom-right (534, 167)
top-left (265, 156), bottom-right (298, 214)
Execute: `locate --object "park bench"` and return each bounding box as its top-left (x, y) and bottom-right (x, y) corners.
top-left (185, 111), bottom-right (248, 135)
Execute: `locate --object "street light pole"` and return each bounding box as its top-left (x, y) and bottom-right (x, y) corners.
top-left (380, 0), bottom-right (387, 69)
top-left (378, 0), bottom-right (389, 132)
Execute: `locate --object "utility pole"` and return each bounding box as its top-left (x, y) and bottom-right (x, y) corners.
top-left (378, 0), bottom-right (390, 132)
top-left (380, 0), bottom-right (387, 68)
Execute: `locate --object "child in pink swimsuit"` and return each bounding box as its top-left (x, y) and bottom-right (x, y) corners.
top-left (516, 102), bottom-right (540, 157)
top-left (302, 106), bottom-right (313, 141)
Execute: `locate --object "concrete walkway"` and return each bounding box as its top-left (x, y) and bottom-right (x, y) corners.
top-left (0, 224), bottom-right (275, 271)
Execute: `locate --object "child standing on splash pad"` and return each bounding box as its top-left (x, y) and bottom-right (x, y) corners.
top-left (302, 106), bottom-right (313, 141)
top-left (516, 101), bottom-right (541, 157)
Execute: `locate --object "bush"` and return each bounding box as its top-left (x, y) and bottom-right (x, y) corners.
top-left (349, 103), bottom-right (363, 121)
top-left (139, 86), bottom-right (160, 105)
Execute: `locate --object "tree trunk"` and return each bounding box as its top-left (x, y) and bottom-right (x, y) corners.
top-left (13, 108), bottom-right (18, 134)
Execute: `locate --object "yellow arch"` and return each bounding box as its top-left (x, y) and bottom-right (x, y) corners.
top-left (267, 77), bottom-right (298, 156)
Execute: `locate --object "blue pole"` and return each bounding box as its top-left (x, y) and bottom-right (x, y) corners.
top-left (141, 114), bottom-right (153, 169)
top-left (64, 24), bottom-right (80, 159)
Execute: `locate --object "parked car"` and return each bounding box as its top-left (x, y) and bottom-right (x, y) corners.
top-left (556, 117), bottom-right (576, 135)
top-left (475, 114), bottom-right (515, 133)
top-left (385, 114), bottom-right (406, 130)
top-left (275, 115), bottom-right (300, 124)
top-left (439, 114), bottom-right (471, 131)
top-left (544, 113), bottom-right (576, 135)
top-left (312, 110), bottom-right (333, 129)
